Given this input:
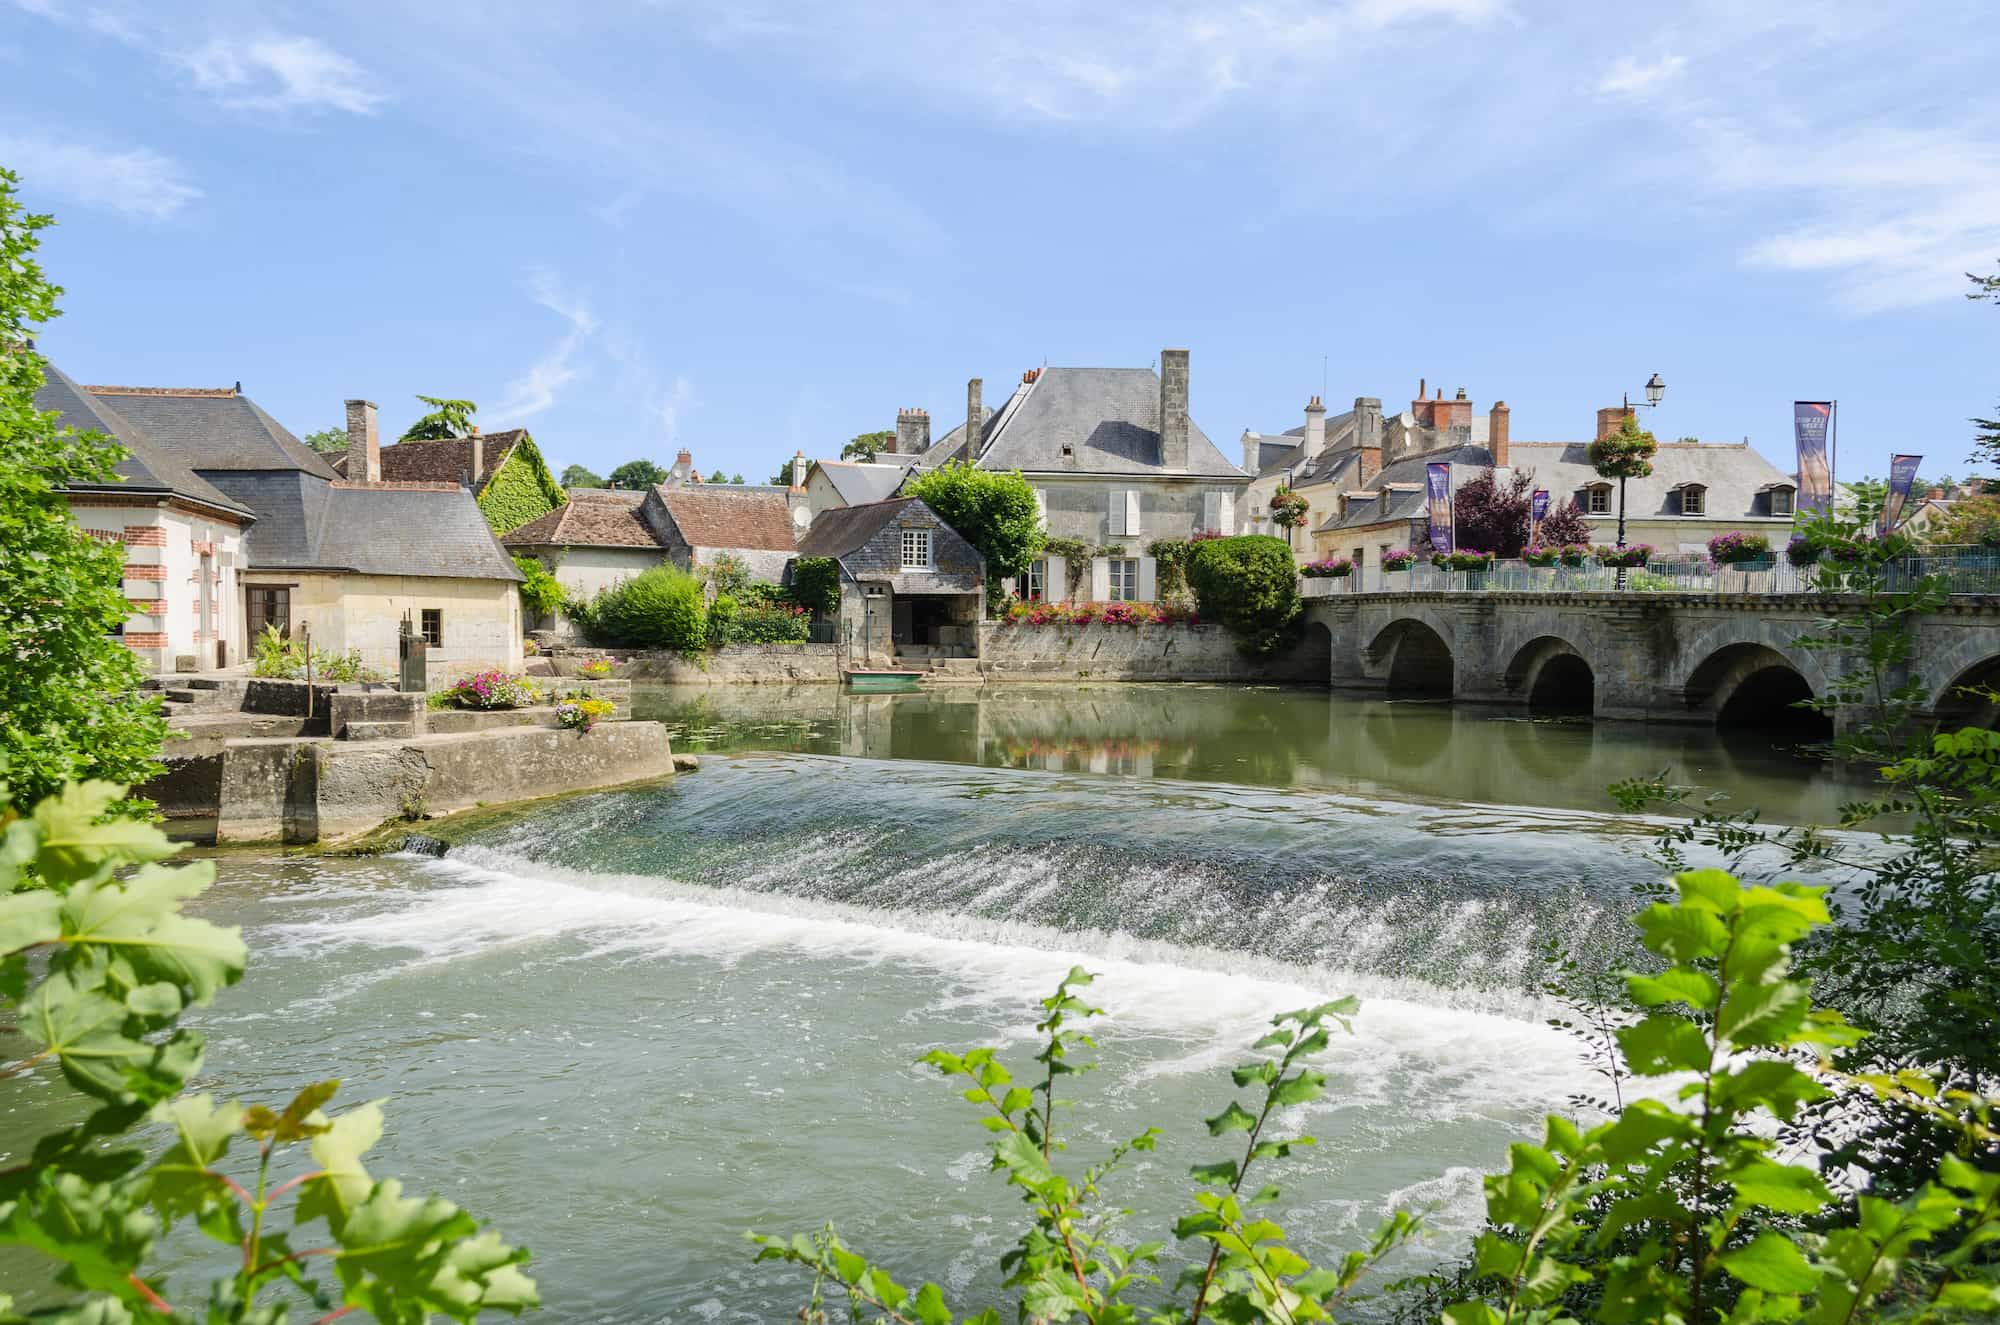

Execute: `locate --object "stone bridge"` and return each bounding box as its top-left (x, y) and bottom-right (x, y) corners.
top-left (1302, 592), bottom-right (2000, 733)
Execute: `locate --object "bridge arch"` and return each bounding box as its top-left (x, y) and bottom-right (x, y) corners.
top-left (1504, 634), bottom-right (1596, 715)
top-left (1920, 639), bottom-right (2000, 729)
top-left (1676, 626), bottom-right (1832, 738)
top-left (1368, 611), bottom-right (1455, 696)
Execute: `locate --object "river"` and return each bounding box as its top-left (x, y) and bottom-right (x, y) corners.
top-left (5, 684), bottom-right (1864, 1321)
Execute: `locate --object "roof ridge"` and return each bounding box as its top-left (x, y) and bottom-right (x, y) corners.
top-left (83, 384), bottom-right (239, 397)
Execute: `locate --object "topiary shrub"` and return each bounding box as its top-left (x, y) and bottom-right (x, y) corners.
top-left (592, 564), bottom-right (709, 652)
top-left (1185, 534), bottom-right (1301, 656)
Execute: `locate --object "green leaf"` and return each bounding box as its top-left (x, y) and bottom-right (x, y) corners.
top-left (1636, 901), bottom-right (1729, 961)
top-left (57, 862), bottom-right (243, 1005)
top-left (297, 1102), bottom-right (384, 1230)
top-left (0, 888), bottom-right (59, 954)
top-left (28, 782), bottom-right (178, 882)
top-left (1268, 1070), bottom-right (1326, 1109)
top-left (1616, 1013), bottom-right (1711, 1076)
top-left (911, 1282), bottom-right (953, 1325)
top-left (1726, 1157), bottom-right (1830, 1215)
top-left (1718, 1230), bottom-right (1819, 1292)
top-left (147, 1094), bottom-right (245, 1221)
top-left (21, 973), bottom-right (157, 1102)
top-left (1190, 1159), bottom-right (1239, 1186)
top-left (1716, 977), bottom-right (1810, 1048)
top-left (1206, 1101), bottom-right (1259, 1136)
top-left (1625, 966), bottom-right (1719, 1010)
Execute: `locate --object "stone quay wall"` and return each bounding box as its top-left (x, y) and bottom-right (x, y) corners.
top-left (975, 621), bottom-right (1327, 683)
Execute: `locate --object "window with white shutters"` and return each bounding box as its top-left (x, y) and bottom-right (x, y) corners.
top-left (1219, 493), bottom-right (1237, 535)
top-left (1124, 490), bottom-right (1141, 538)
top-left (1107, 488), bottom-right (1124, 536)
top-left (1202, 491), bottom-right (1220, 532)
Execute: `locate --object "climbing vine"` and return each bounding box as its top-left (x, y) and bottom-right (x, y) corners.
top-left (476, 434), bottom-right (568, 534)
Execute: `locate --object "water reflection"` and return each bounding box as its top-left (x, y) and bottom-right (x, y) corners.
top-left (632, 683), bottom-right (1860, 824)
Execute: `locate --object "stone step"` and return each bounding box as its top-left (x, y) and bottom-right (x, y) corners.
top-left (343, 720), bottom-right (419, 741)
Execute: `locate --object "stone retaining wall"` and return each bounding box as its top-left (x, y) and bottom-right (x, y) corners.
top-left (975, 622), bottom-right (1327, 683)
top-left (562, 644), bottom-right (844, 685)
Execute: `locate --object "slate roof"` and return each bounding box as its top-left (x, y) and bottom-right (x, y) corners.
top-left (1313, 446), bottom-right (1495, 534)
top-left (34, 363), bottom-right (255, 518)
top-left (324, 428), bottom-right (530, 492)
top-left (922, 367), bottom-right (1244, 478)
top-left (650, 485), bottom-right (797, 551)
top-left (794, 497), bottom-right (917, 559)
top-left (813, 460), bottom-right (910, 506)
top-left (1243, 410), bottom-right (1358, 482)
top-left (1504, 442), bottom-right (1797, 521)
top-left (82, 384), bottom-right (336, 477)
top-left (502, 488), bottom-right (658, 549)
top-left (199, 470), bottom-right (521, 579)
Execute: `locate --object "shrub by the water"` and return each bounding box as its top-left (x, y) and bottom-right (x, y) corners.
top-left (591, 563), bottom-right (709, 652)
top-left (706, 592), bottom-right (739, 648)
top-left (791, 556), bottom-right (841, 618)
top-left (1185, 534), bottom-right (1301, 655)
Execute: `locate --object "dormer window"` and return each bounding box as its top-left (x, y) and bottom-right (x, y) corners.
top-left (1585, 483), bottom-right (1612, 514)
top-left (1677, 483), bottom-right (1707, 516)
top-left (1061, 444), bottom-right (1075, 460)
top-left (1759, 483), bottom-right (1796, 517)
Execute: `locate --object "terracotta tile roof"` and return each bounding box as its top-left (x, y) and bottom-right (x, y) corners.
top-left (502, 489), bottom-right (660, 549)
top-left (325, 429), bottom-right (529, 491)
top-left (653, 485), bottom-right (798, 551)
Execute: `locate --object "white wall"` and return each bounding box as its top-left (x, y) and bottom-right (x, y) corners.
top-left (68, 500), bottom-right (247, 672)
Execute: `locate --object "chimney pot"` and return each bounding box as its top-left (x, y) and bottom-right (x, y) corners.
top-left (1158, 348), bottom-right (1190, 471)
top-left (344, 399), bottom-right (381, 483)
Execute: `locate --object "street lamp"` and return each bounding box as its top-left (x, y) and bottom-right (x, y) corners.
top-left (1610, 374), bottom-right (1665, 588)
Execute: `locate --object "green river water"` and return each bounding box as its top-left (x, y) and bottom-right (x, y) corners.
top-left (3, 684), bottom-right (1868, 1321)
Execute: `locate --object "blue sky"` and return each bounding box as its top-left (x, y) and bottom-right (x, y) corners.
top-left (4, 0), bottom-right (1997, 484)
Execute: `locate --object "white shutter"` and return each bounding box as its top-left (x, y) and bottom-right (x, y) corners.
top-left (1138, 556), bottom-right (1157, 602)
top-left (1107, 488), bottom-right (1123, 536)
top-left (1033, 487), bottom-right (1047, 528)
top-left (1124, 490), bottom-right (1142, 539)
top-left (1202, 491), bottom-right (1220, 531)
top-left (1220, 492), bottom-right (1237, 535)
top-left (1046, 554), bottom-right (1066, 601)
top-left (1089, 557), bottom-right (1109, 600)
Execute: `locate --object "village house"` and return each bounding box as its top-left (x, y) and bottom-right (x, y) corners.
top-left (878, 349), bottom-right (1249, 603)
top-left (501, 487), bottom-right (662, 626)
top-left (325, 425), bottom-right (566, 534)
top-left (792, 497), bottom-right (984, 664)
top-left (801, 457), bottom-right (913, 524)
top-left (1308, 399), bottom-right (1798, 577)
top-left (39, 362), bottom-right (525, 677)
top-left (638, 481), bottom-right (802, 582)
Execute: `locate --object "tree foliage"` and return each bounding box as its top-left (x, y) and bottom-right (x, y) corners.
top-left (400, 395), bottom-right (477, 441)
top-left (791, 557), bottom-right (841, 619)
top-left (1586, 415), bottom-right (1658, 481)
top-left (559, 463), bottom-right (603, 489)
top-left (301, 427), bottom-right (347, 453)
top-left (1930, 493), bottom-right (2000, 547)
top-left (0, 780), bottom-right (537, 1322)
top-left (1185, 535), bottom-right (1301, 656)
top-left (608, 459), bottom-right (668, 490)
top-left (1537, 499), bottom-right (1592, 549)
top-left (1453, 468), bottom-right (1534, 557)
top-left (474, 435), bottom-right (566, 535)
top-left (0, 168), bottom-right (166, 812)
top-left (842, 431), bottom-right (893, 463)
top-left (902, 462), bottom-right (1044, 581)
top-left (1969, 267), bottom-right (2000, 471)
top-left (513, 555), bottom-right (567, 618)
top-left (584, 563), bottom-right (708, 653)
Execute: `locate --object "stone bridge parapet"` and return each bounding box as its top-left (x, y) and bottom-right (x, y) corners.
top-left (1304, 592), bottom-right (2000, 729)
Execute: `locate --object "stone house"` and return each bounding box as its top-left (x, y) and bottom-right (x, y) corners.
top-left (793, 497), bottom-right (984, 663)
top-left (1308, 401), bottom-right (1798, 578)
top-left (40, 365), bottom-right (525, 678)
top-left (881, 349), bottom-right (1249, 604)
top-left (501, 487), bottom-right (664, 625)
top-left (326, 424), bottom-right (566, 534)
top-left (801, 458), bottom-right (912, 523)
top-left (638, 483), bottom-right (801, 582)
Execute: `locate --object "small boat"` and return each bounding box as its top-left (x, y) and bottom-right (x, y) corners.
top-left (844, 668), bottom-right (925, 693)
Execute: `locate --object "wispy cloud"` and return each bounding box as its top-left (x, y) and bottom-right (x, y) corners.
top-left (173, 34), bottom-right (387, 114)
top-left (494, 275), bottom-right (600, 420)
top-left (1596, 52), bottom-right (1685, 100)
top-left (0, 131), bottom-right (201, 220)
top-left (651, 374), bottom-right (695, 446)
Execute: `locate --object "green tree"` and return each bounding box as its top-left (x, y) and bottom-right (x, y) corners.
top-left (842, 430), bottom-right (893, 463)
top-left (608, 458), bottom-right (668, 489)
top-left (0, 168), bottom-right (166, 811)
top-left (1930, 493), bottom-right (2000, 546)
top-left (1969, 268), bottom-right (2000, 469)
top-left (559, 463), bottom-right (604, 488)
top-left (705, 468), bottom-right (728, 484)
top-left (302, 426), bottom-right (347, 453)
top-left (1587, 412), bottom-right (1658, 583)
top-left (731, 473), bottom-right (745, 484)
top-left (513, 554), bottom-right (567, 621)
top-left (400, 394), bottom-right (478, 441)
top-left (902, 461), bottom-right (1044, 581)
top-left (770, 458), bottom-right (799, 486)
top-left (1185, 535), bottom-right (1302, 655)
top-left (0, 781), bottom-right (538, 1322)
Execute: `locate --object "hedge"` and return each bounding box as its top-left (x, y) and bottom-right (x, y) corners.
top-left (1184, 535), bottom-right (1301, 656)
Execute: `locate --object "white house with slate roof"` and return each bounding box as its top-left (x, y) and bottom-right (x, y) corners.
top-left (38, 363), bottom-right (524, 679)
top-left (882, 350), bottom-right (1249, 604)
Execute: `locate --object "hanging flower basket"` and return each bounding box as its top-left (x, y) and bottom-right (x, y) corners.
top-left (1382, 549), bottom-right (1417, 572)
top-left (1706, 532), bottom-right (1772, 566)
top-left (1447, 550), bottom-right (1494, 573)
top-left (1524, 547), bottom-right (1560, 568)
top-left (1596, 544), bottom-right (1652, 569)
top-left (1270, 488), bottom-right (1310, 529)
top-left (1301, 558), bottom-right (1353, 578)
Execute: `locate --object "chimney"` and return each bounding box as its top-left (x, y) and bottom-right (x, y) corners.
top-left (1241, 429), bottom-right (1261, 475)
top-left (468, 432), bottom-right (483, 490)
top-left (966, 377), bottom-right (983, 458)
top-left (895, 407), bottom-right (930, 455)
top-left (344, 399), bottom-right (380, 483)
top-left (1596, 405), bottom-right (1634, 441)
top-left (1302, 395), bottom-right (1327, 459)
top-left (1159, 348), bottom-right (1190, 471)
top-left (1489, 401), bottom-right (1510, 469)
top-left (790, 448), bottom-right (807, 492)
top-left (1354, 397), bottom-right (1384, 485)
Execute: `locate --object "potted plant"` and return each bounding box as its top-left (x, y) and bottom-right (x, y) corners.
top-left (1596, 543), bottom-right (1652, 570)
top-left (1706, 532), bottom-right (1772, 566)
top-left (1523, 546), bottom-right (1559, 568)
top-left (1558, 543), bottom-right (1591, 568)
top-left (1447, 550), bottom-right (1494, 574)
top-left (1381, 548), bottom-right (1416, 576)
top-left (1786, 533), bottom-right (1822, 567)
top-left (1300, 557), bottom-right (1353, 578)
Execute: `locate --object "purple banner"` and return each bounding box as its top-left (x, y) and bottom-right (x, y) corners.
top-left (1794, 401), bottom-right (1834, 517)
top-left (1529, 488), bottom-right (1549, 548)
top-left (1883, 453), bottom-right (1922, 533)
top-left (1426, 462), bottom-right (1453, 553)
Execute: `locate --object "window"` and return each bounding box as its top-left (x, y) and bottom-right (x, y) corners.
top-left (1587, 485), bottom-right (1611, 514)
top-left (421, 608), bottom-right (443, 648)
top-left (1108, 558), bottom-right (1139, 601)
top-left (247, 586), bottom-right (290, 638)
top-left (900, 526), bottom-right (932, 569)
top-left (1770, 488), bottom-right (1794, 517)
top-left (1024, 559), bottom-right (1046, 601)
top-left (1680, 485), bottom-right (1706, 516)
top-left (1352, 547), bottom-right (1364, 567)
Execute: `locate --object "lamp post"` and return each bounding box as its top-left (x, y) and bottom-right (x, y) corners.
top-left (1609, 373), bottom-right (1665, 588)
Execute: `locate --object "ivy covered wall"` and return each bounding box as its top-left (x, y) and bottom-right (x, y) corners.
top-left (476, 434), bottom-right (568, 534)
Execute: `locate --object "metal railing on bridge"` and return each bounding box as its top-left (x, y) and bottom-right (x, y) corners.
top-left (1298, 547), bottom-right (2000, 597)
